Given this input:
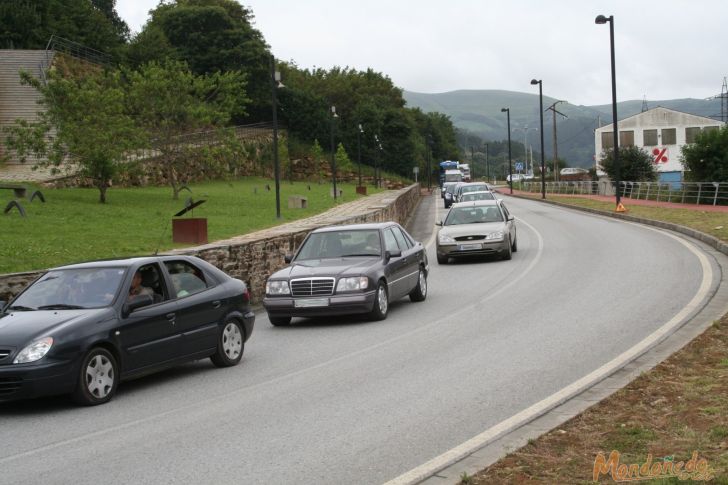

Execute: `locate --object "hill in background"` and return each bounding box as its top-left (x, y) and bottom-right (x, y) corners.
top-left (404, 90), bottom-right (723, 168)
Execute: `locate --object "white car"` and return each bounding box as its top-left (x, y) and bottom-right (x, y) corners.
top-left (506, 174), bottom-right (525, 182)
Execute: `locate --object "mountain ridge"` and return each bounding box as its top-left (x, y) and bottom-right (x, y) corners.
top-left (403, 89), bottom-right (723, 167)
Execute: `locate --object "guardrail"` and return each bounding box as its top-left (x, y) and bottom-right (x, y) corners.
top-left (520, 181), bottom-right (728, 206)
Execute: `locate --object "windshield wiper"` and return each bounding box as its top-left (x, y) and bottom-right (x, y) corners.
top-left (341, 253), bottom-right (379, 257)
top-left (7, 305), bottom-right (36, 311)
top-left (37, 304), bottom-right (87, 310)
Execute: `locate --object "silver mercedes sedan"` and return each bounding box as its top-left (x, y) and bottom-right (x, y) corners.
top-left (435, 200), bottom-right (517, 264)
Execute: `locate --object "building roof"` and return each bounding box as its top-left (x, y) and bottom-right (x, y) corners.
top-left (595, 106), bottom-right (723, 132)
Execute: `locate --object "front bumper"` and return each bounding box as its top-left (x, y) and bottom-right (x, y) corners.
top-left (0, 358), bottom-right (77, 403)
top-left (437, 239), bottom-right (509, 259)
top-left (263, 290), bottom-right (377, 318)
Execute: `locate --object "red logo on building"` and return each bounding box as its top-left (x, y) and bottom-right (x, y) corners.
top-left (652, 147), bottom-right (669, 164)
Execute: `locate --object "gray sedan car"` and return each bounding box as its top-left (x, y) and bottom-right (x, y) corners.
top-left (263, 222), bottom-right (428, 325)
top-left (436, 200), bottom-right (517, 264)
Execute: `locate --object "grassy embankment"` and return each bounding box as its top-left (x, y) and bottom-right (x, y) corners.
top-left (0, 177), bottom-right (384, 274)
top-left (467, 193), bottom-right (728, 484)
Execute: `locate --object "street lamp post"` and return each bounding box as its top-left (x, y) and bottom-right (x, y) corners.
top-left (270, 55), bottom-right (282, 218)
top-left (484, 143), bottom-right (489, 181)
top-left (374, 134), bottom-right (382, 188)
top-left (596, 14), bottom-right (621, 207)
top-left (530, 79), bottom-right (546, 199)
top-left (357, 123), bottom-right (364, 187)
top-left (330, 105), bottom-right (338, 200)
top-left (426, 135), bottom-right (433, 190)
top-left (501, 108), bottom-right (512, 194)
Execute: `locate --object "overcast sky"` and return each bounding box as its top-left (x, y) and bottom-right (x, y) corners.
top-left (116, 0), bottom-right (726, 106)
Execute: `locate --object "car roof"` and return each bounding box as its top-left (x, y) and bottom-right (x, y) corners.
top-left (53, 255), bottom-right (201, 271)
top-left (451, 200), bottom-right (500, 208)
top-left (461, 190), bottom-right (494, 196)
top-left (458, 182), bottom-right (489, 187)
top-left (311, 222), bottom-right (399, 233)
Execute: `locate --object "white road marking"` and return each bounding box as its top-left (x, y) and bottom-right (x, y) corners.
top-left (383, 222), bottom-right (714, 485)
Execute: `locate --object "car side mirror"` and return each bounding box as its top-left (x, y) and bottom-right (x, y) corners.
top-left (507, 215), bottom-right (515, 221)
top-left (284, 254), bottom-right (293, 264)
top-left (0, 300), bottom-right (6, 313)
top-left (122, 294), bottom-right (154, 318)
top-left (385, 249), bottom-right (402, 261)
top-left (435, 221), bottom-right (443, 226)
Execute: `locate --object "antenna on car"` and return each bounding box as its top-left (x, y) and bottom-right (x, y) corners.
top-left (153, 221), bottom-right (169, 256)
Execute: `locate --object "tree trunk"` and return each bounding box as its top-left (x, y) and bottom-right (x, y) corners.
top-left (98, 184), bottom-right (107, 204)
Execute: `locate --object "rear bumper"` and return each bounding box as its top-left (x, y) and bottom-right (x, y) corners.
top-left (241, 311), bottom-right (255, 341)
top-left (0, 358), bottom-right (77, 403)
top-left (263, 291), bottom-right (376, 318)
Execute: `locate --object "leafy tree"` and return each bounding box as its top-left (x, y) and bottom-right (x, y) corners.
top-left (311, 139), bottom-right (325, 184)
top-left (681, 126), bottom-right (728, 182)
top-left (124, 60), bottom-right (248, 199)
top-left (0, 0), bottom-right (129, 57)
top-left (599, 145), bottom-right (658, 182)
top-left (127, 0), bottom-right (270, 121)
top-left (335, 142), bottom-right (351, 171)
top-left (4, 70), bottom-right (141, 203)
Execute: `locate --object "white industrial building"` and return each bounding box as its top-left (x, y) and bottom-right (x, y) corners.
top-left (594, 107), bottom-right (723, 184)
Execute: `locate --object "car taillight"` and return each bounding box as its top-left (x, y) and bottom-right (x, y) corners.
top-left (242, 287), bottom-right (251, 303)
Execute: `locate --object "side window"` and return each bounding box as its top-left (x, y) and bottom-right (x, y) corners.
top-left (129, 264), bottom-right (166, 303)
top-left (500, 203), bottom-right (511, 220)
top-left (392, 227), bottom-right (410, 250)
top-left (382, 229), bottom-right (399, 253)
top-left (164, 261), bottom-right (209, 298)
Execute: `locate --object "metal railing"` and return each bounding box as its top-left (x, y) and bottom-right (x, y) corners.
top-left (520, 181), bottom-right (728, 206)
top-left (44, 35), bottom-right (112, 67)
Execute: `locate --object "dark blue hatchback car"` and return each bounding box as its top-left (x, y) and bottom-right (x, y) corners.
top-left (0, 255), bottom-right (255, 405)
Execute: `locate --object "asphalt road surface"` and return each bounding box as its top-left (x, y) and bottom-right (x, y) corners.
top-left (0, 193), bottom-right (720, 485)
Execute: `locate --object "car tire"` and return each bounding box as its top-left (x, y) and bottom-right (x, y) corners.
top-left (369, 281), bottom-right (389, 321)
top-left (210, 319), bottom-right (245, 368)
top-left (512, 235), bottom-right (518, 252)
top-left (437, 253), bottom-right (448, 264)
top-left (502, 236), bottom-right (513, 260)
top-left (72, 347), bottom-right (119, 406)
top-left (269, 315), bottom-right (292, 326)
top-left (409, 267), bottom-right (428, 302)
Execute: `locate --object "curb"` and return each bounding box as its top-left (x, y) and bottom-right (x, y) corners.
top-left (394, 193), bottom-right (728, 485)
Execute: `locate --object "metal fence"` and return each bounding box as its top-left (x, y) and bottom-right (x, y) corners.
top-left (520, 181), bottom-right (728, 206)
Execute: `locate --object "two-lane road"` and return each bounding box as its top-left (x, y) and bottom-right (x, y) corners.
top-left (0, 194), bottom-right (720, 485)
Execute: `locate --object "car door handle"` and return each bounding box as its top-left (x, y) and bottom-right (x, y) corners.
top-left (212, 300), bottom-right (221, 309)
top-left (166, 312), bottom-right (176, 323)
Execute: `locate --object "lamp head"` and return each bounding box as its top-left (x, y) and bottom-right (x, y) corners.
top-left (530, 79), bottom-right (540, 86)
top-left (358, 123), bottom-right (363, 132)
top-left (501, 108), bottom-right (508, 113)
top-left (595, 14), bottom-right (610, 24)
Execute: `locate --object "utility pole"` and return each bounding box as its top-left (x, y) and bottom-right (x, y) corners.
top-left (470, 146), bottom-right (475, 180)
top-left (484, 143), bottom-right (489, 180)
top-left (546, 100), bottom-right (567, 181)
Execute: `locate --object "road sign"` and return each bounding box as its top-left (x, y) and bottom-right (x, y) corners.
top-left (413, 166), bottom-right (419, 174)
top-left (515, 162), bottom-right (524, 171)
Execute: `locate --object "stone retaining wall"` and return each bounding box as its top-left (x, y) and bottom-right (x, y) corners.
top-left (0, 184), bottom-right (420, 304)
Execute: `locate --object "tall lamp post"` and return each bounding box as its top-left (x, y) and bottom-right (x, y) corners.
top-left (484, 143), bottom-right (489, 181)
top-left (426, 135), bottom-right (433, 189)
top-left (357, 123), bottom-right (364, 187)
top-left (330, 105), bottom-right (338, 200)
top-left (596, 14), bottom-right (621, 207)
top-left (270, 55), bottom-right (282, 218)
top-left (501, 108), bottom-right (512, 194)
top-left (530, 79), bottom-right (546, 199)
top-left (374, 134), bottom-right (382, 188)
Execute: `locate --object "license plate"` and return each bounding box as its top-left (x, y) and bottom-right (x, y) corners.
top-left (294, 298), bottom-right (329, 308)
top-left (458, 243), bottom-right (482, 250)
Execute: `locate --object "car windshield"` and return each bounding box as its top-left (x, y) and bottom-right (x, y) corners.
top-left (445, 206), bottom-right (503, 225)
top-left (295, 230), bottom-right (382, 260)
top-left (461, 192), bottom-right (495, 202)
top-left (10, 268), bottom-right (126, 310)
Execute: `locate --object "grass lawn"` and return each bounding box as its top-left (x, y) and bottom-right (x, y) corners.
top-left (0, 177), bottom-right (384, 274)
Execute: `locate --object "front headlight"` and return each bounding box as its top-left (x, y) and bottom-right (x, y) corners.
top-left (486, 231), bottom-right (505, 240)
top-left (14, 337), bottom-right (53, 364)
top-left (438, 233), bottom-right (455, 244)
top-left (266, 280), bottom-right (290, 295)
top-left (336, 276), bottom-right (369, 292)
